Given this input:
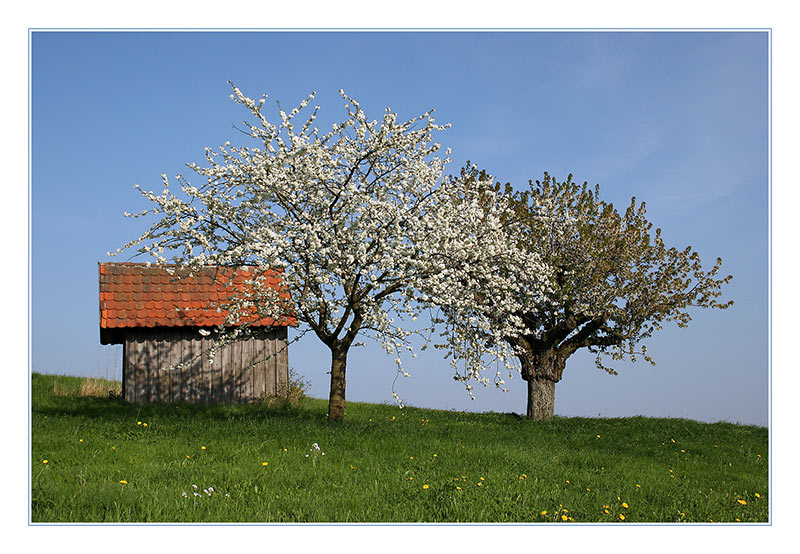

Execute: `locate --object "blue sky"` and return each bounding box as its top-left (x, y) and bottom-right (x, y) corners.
top-left (30, 30), bottom-right (768, 425)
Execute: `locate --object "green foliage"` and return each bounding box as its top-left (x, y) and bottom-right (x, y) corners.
top-left (31, 373), bottom-right (767, 523)
top-left (492, 171), bottom-right (733, 375)
top-left (286, 367), bottom-right (311, 404)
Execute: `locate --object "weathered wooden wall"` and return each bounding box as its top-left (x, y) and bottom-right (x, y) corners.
top-left (122, 327), bottom-right (288, 404)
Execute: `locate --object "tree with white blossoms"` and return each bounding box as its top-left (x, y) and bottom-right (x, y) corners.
top-left (454, 172), bottom-right (733, 420)
top-left (116, 83), bottom-right (543, 422)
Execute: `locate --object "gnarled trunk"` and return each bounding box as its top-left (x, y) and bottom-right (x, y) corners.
top-left (327, 345), bottom-right (348, 422)
top-left (511, 337), bottom-right (566, 421)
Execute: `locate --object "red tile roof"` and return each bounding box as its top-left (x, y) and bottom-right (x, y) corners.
top-left (99, 263), bottom-right (294, 337)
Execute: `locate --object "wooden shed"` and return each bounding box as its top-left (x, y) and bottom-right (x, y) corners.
top-left (99, 263), bottom-right (295, 404)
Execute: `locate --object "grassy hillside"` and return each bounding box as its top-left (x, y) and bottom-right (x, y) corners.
top-left (30, 373), bottom-right (768, 523)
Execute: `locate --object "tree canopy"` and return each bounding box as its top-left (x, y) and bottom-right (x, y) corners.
top-left (447, 170), bottom-right (733, 419)
top-left (116, 85), bottom-right (542, 421)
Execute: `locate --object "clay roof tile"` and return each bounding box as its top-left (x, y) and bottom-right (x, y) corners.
top-left (99, 263), bottom-right (295, 337)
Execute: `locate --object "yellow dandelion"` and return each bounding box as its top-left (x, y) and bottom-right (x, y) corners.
top-left (586, 488), bottom-right (591, 492)
top-left (137, 421), bottom-right (142, 425)
top-left (456, 486), bottom-right (462, 491)
top-left (42, 460), bottom-right (48, 464)
top-left (636, 484), bottom-right (641, 488)
top-left (422, 484), bottom-right (429, 490)
top-left (540, 510), bottom-right (547, 516)
top-left (262, 461), bottom-right (269, 466)
top-left (604, 509), bottom-right (610, 514)
top-left (409, 476), bottom-right (414, 480)
top-left (142, 423), bottom-right (148, 427)
top-left (619, 514), bottom-right (625, 521)
top-left (119, 480), bottom-right (127, 484)
top-left (566, 480), bottom-right (571, 484)
top-left (622, 502), bottom-right (629, 508)
top-left (186, 455), bottom-right (190, 459)
top-left (111, 446), bottom-right (116, 450)
top-left (409, 456), bottom-right (414, 460)
top-left (735, 518), bottom-right (741, 522)
top-left (433, 454), bottom-right (438, 457)
top-left (480, 477), bottom-right (485, 481)
top-left (755, 493), bottom-right (761, 498)
top-left (79, 439), bottom-right (84, 443)
top-left (201, 446), bottom-right (206, 450)
top-left (561, 514), bottom-right (568, 521)
top-left (350, 465), bottom-right (356, 470)
top-left (737, 499), bottom-right (747, 505)
top-left (596, 435), bottom-right (601, 438)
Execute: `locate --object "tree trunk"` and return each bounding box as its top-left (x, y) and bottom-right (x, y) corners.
top-left (526, 377), bottom-right (556, 420)
top-left (327, 345), bottom-right (348, 423)
top-left (509, 337), bottom-right (565, 421)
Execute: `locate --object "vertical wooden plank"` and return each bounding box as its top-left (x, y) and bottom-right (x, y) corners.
top-left (252, 333), bottom-right (266, 402)
top-left (149, 334), bottom-right (159, 403)
top-left (179, 329), bottom-right (188, 402)
top-left (124, 335), bottom-right (134, 403)
top-left (135, 331), bottom-right (147, 403)
top-left (222, 337), bottom-right (233, 404)
top-left (265, 329), bottom-right (276, 397)
top-left (121, 338), bottom-right (128, 402)
top-left (126, 333), bottom-right (135, 403)
top-left (131, 331), bottom-right (142, 403)
top-left (155, 334), bottom-right (164, 403)
top-left (182, 329), bottom-right (193, 402)
top-left (237, 337), bottom-right (247, 402)
top-left (230, 339), bottom-right (242, 404)
top-left (169, 329), bottom-right (182, 403)
top-left (211, 335), bottom-right (223, 403)
top-left (183, 329), bottom-right (193, 403)
top-left (276, 327), bottom-right (289, 398)
top-left (239, 335), bottom-right (248, 402)
top-left (143, 335), bottom-right (153, 404)
top-left (157, 333), bottom-right (171, 403)
top-left (178, 329), bottom-right (188, 403)
top-left (244, 336), bottom-right (255, 402)
top-left (190, 331), bottom-right (203, 403)
top-left (198, 334), bottom-right (209, 403)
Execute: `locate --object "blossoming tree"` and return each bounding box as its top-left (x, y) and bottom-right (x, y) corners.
top-left (477, 172), bottom-right (734, 420)
top-left (116, 84), bottom-right (542, 422)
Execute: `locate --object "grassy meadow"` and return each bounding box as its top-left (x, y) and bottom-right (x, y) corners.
top-left (31, 373), bottom-right (768, 523)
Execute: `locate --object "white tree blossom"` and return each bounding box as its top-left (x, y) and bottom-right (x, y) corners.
top-left (115, 83), bottom-right (548, 421)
